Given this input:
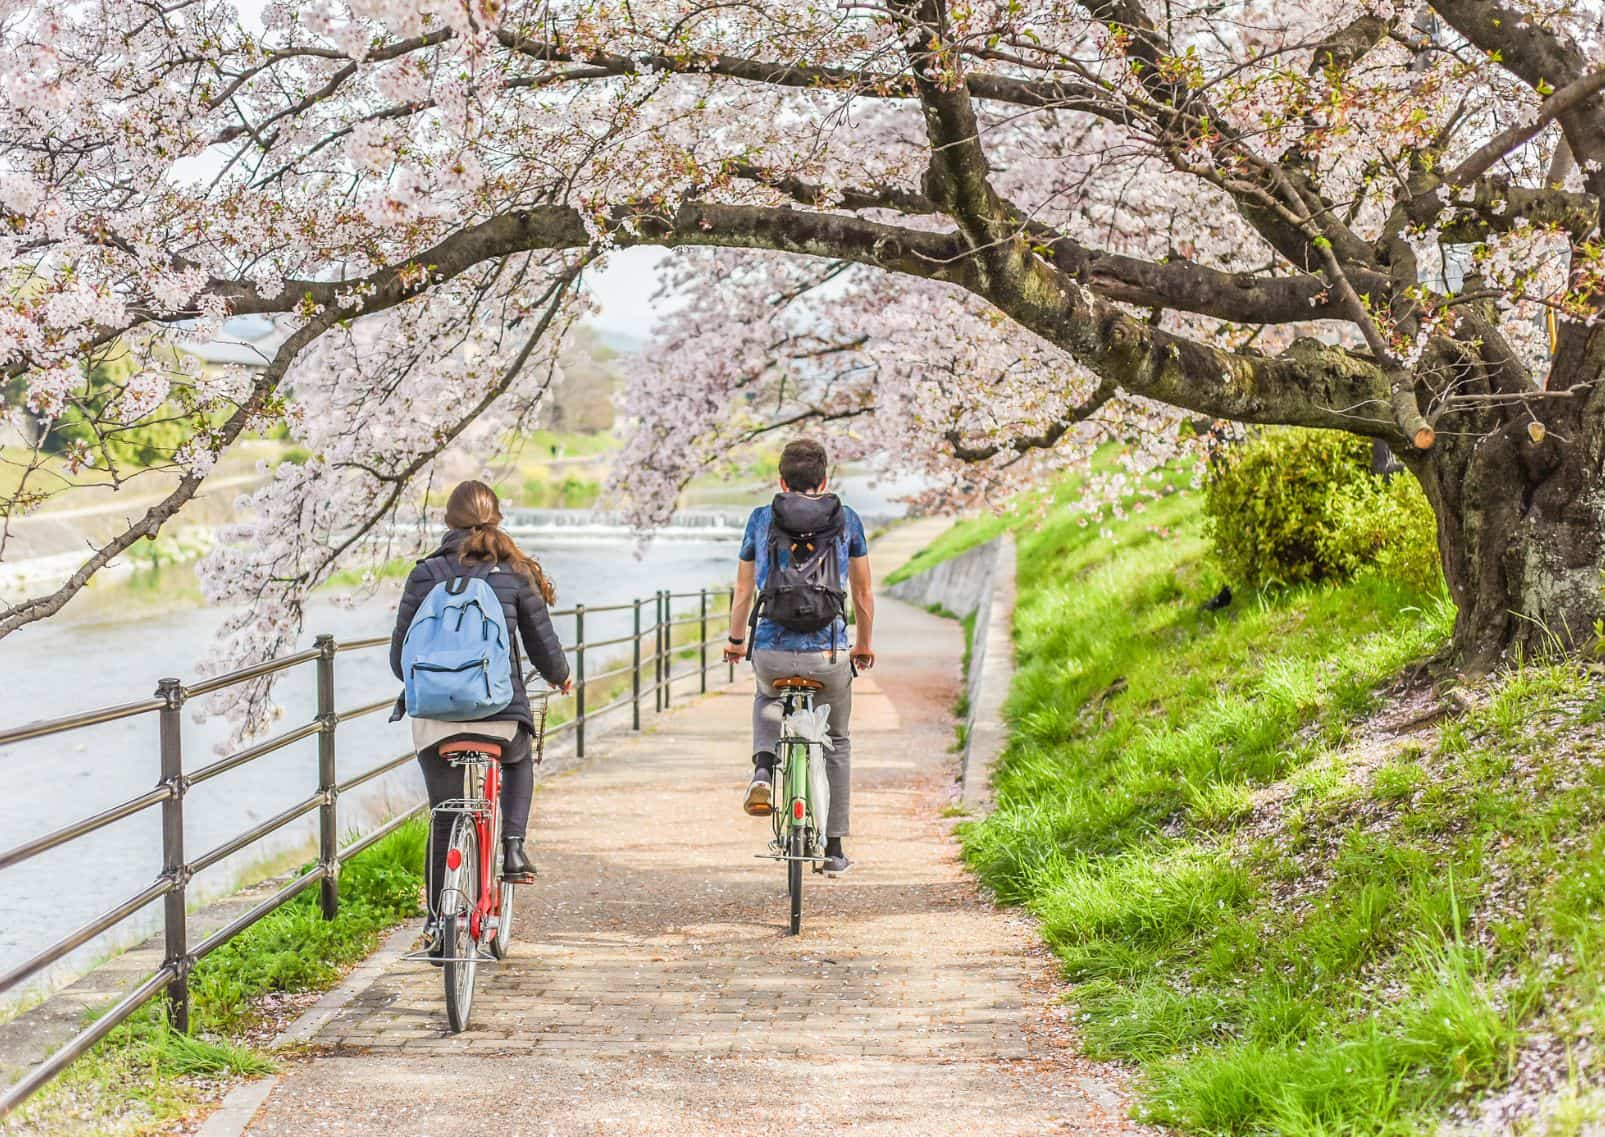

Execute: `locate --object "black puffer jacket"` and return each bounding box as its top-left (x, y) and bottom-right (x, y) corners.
top-left (389, 529), bottom-right (570, 732)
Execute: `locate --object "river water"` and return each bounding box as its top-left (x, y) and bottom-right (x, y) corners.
top-left (0, 474), bottom-right (917, 998)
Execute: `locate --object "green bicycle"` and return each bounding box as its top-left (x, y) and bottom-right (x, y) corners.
top-left (761, 676), bottom-right (830, 934)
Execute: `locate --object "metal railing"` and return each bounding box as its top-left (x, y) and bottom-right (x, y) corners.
top-left (0, 586), bottom-right (736, 1117)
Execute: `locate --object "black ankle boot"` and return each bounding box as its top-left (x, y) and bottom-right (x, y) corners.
top-left (502, 838), bottom-right (536, 881)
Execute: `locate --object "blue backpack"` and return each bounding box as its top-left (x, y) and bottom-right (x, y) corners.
top-left (401, 565), bottom-right (516, 721)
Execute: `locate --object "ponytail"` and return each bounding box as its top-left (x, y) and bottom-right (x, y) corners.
top-left (444, 480), bottom-right (556, 605)
top-left (458, 522), bottom-right (556, 605)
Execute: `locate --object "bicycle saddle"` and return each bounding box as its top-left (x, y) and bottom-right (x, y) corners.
top-left (438, 739), bottom-right (504, 759)
top-left (773, 676), bottom-right (824, 692)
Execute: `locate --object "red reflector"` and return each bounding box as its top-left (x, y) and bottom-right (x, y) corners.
top-left (446, 849), bottom-right (462, 870)
top-left (793, 799), bottom-right (805, 822)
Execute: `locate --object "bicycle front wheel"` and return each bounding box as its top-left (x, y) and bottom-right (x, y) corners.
top-left (441, 816), bottom-right (480, 1032)
top-left (787, 827), bottom-right (805, 935)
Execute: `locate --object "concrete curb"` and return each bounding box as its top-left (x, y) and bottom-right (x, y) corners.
top-left (193, 1074), bottom-right (279, 1137)
top-left (960, 537), bottom-right (1016, 811)
top-left (885, 533), bottom-right (1017, 809)
top-left (273, 920), bottom-right (420, 1047)
top-left (192, 920), bottom-right (422, 1137)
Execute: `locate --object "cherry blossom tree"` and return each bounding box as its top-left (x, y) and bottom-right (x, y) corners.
top-left (2, 0), bottom-right (1603, 677)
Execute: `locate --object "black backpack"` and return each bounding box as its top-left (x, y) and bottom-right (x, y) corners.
top-left (749, 493), bottom-right (847, 652)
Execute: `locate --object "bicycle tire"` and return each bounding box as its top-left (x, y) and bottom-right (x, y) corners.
top-left (787, 827), bottom-right (805, 935)
top-left (442, 816), bottom-right (479, 1033)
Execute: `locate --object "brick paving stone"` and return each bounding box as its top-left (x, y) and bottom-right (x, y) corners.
top-left (242, 543), bottom-right (1155, 1137)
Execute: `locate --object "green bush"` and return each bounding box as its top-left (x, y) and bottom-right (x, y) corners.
top-left (1320, 467), bottom-right (1444, 595)
top-left (1204, 428), bottom-right (1443, 594)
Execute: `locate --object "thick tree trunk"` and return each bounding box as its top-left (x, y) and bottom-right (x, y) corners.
top-left (1412, 349), bottom-right (1605, 672)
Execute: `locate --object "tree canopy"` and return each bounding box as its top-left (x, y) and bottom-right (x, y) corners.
top-left (2, 0), bottom-right (1602, 690)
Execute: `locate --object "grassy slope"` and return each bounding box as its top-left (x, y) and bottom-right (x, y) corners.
top-left (6, 818), bottom-right (427, 1137)
top-left (884, 514), bottom-right (1012, 587)
top-left (918, 475), bottom-right (1605, 1135)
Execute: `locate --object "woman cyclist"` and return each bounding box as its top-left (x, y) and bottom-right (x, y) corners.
top-left (389, 480), bottom-right (572, 949)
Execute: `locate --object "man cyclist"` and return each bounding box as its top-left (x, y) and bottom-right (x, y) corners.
top-left (723, 439), bottom-right (875, 876)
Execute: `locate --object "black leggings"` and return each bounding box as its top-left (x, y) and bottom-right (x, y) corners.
top-left (417, 729), bottom-right (533, 917)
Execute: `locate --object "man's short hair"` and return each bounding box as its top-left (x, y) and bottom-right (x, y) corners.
top-left (779, 439), bottom-right (828, 492)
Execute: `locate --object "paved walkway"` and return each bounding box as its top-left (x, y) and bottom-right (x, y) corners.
top-left (241, 542), bottom-right (1144, 1136)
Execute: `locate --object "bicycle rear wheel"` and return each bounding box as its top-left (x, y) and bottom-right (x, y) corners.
top-left (787, 828), bottom-right (805, 935)
top-left (441, 816), bottom-right (479, 1032)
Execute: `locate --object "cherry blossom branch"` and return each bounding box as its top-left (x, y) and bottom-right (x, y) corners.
top-left (896, 0), bottom-right (1029, 277)
top-left (1255, 163), bottom-right (1437, 449)
top-left (0, 315), bottom-right (333, 637)
top-left (725, 163), bottom-right (941, 217)
top-left (731, 404), bottom-right (877, 445)
top-left (1079, 0), bottom-right (1377, 279)
top-left (227, 193), bottom-right (1395, 440)
top-left (728, 162), bottom-right (1362, 323)
top-left (0, 238), bottom-right (591, 636)
top-left (1447, 69), bottom-right (1605, 188)
top-left (945, 381), bottom-right (1118, 461)
top-left (1432, 0), bottom-right (1605, 175)
top-left (310, 261), bottom-right (587, 585)
top-left (204, 31), bottom-right (455, 146)
top-left (1431, 0), bottom-right (1590, 96)
top-left (490, 29), bottom-right (1115, 114)
top-left (1028, 229), bottom-right (1353, 324)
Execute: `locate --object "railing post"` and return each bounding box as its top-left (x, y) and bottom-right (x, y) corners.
top-left (662, 590), bottom-right (673, 708)
top-left (156, 677), bottom-right (189, 1033)
top-left (699, 589), bottom-right (708, 693)
top-left (654, 590), bottom-right (665, 712)
top-left (315, 634), bottom-right (339, 920)
top-left (632, 597), bottom-right (642, 731)
top-left (574, 605), bottom-right (586, 758)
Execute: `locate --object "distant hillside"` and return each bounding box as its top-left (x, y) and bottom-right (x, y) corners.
top-left (545, 325), bottom-right (627, 434)
top-left (590, 325), bottom-right (646, 356)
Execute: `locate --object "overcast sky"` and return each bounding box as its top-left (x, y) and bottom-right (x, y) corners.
top-left (584, 248), bottom-right (674, 342)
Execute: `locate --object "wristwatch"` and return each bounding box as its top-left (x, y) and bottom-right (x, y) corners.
top-left (727, 635), bottom-right (745, 645)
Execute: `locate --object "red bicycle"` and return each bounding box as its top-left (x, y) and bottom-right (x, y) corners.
top-left (409, 692), bottom-right (548, 1032)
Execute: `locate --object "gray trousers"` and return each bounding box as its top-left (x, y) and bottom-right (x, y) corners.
top-left (752, 649), bottom-right (852, 838)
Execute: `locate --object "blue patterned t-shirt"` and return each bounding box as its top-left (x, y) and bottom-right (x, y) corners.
top-left (739, 500), bottom-right (868, 652)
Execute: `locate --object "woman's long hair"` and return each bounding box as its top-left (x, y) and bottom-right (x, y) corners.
top-left (443, 480), bottom-right (556, 604)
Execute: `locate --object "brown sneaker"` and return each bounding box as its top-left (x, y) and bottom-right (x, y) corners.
top-left (743, 769), bottom-right (774, 816)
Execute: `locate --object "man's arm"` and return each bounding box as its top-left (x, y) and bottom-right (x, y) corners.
top-left (723, 558), bottom-right (757, 662)
top-left (848, 554), bottom-right (875, 669)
